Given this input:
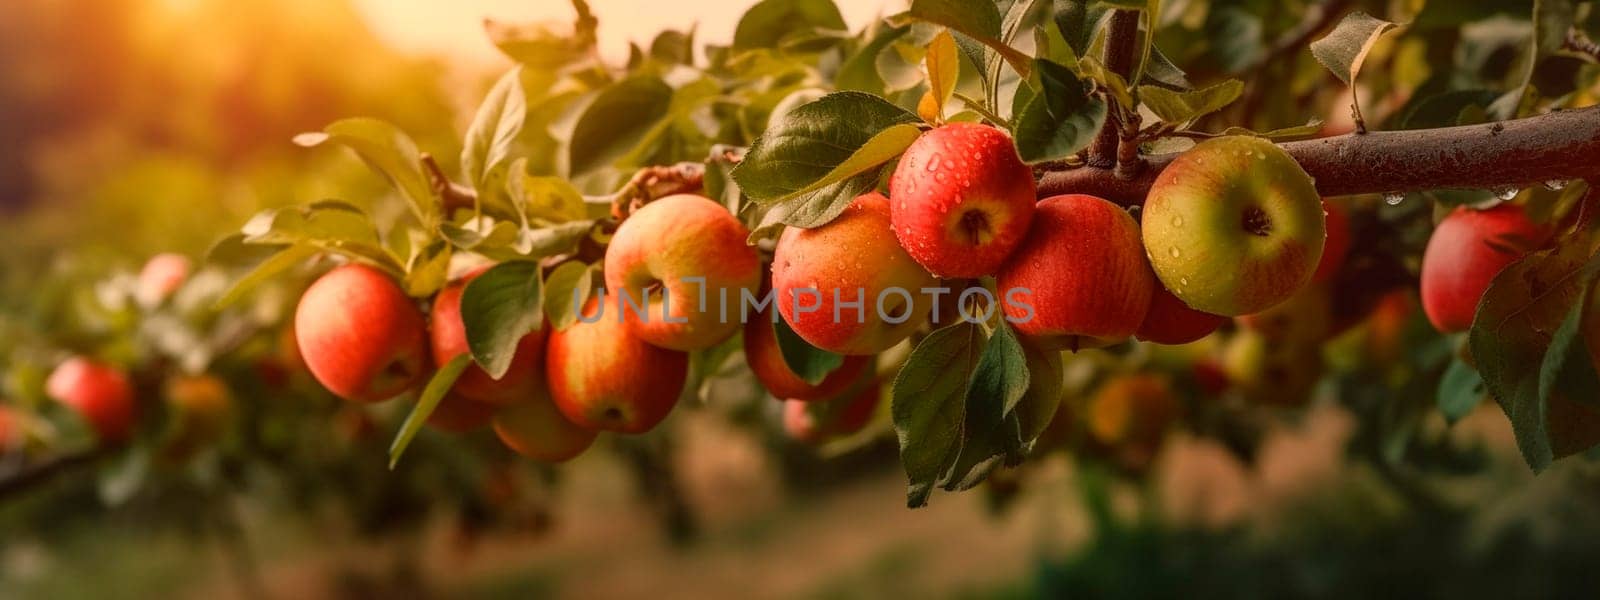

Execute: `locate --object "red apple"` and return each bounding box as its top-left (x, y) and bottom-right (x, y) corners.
top-left (430, 268), bottom-right (545, 406)
top-left (1313, 200), bottom-right (1350, 283)
top-left (772, 192), bottom-right (939, 355)
top-left (604, 194), bottom-right (761, 351)
top-left (494, 392), bottom-right (598, 462)
top-left (547, 297), bottom-right (687, 434)
top-left (0, 406), bottom-right (22, 454)
top-left (1420, 203), bottom-right (1547, 333)
top-left (1137, 284), bottom-right (1227, 345)
top-left (136, 253), bottom-right (192, 306)
top-left (743, 300), bottom-right (870, 401)
top-left (888, 122), bottom-right (1036, 278)
top-left (46, 357), bottom-right (137, 444)
top-left (427, 393), bottom-right (498, 433)
top-left (782, 378), bottom-right (881, 443)
top-left (294, 264), bottom-right (430, 403)
top-left (159, 374), bottom-right (233, 460)
top-left (996, 194), bottom-right (1155, 350)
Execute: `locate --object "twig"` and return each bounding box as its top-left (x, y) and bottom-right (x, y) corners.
top-left (0, 446), bottom-right (111, 502)
top-left (607, 162), bottom-right (707, 222)
top-left (1038, 105), bottom-right (1600, 205)
top-left (421, 153), bottom-right (477, 214)
top-left (1087, 10), bottom-right (1140, 169)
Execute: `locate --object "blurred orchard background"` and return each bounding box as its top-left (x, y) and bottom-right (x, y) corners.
top-left (3, 0), bottom-right (1600, 599)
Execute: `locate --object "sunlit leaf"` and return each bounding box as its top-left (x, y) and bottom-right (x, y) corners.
top-left (388, 354), bottom-right (471, 469)
top-left (295, 118), bottom-right (438, 227)
top-left (460, 260), bottom-right (544, 379)
top-left (1139, 79), bottom-right (1244, 125)
top-left (893, 321), bottom-right (982, 507)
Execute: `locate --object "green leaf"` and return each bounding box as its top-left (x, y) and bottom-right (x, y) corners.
top-left (924, 29), bottom-right (960, 121)
top-left (1540, 286), bottom-right (1600, 410)
top-left (1076, 55), bottom-right (1134, 110)
top-left (894, 0), bottom-right (1032, 78)
top-left (1310, 11), bottom-right (1400, 127)
top-left (774, 317), bottom-right (845, 385)
top-left (1012, 59), bottom-right (1107, 163)
top-left (941, 321), bottom-right (1032, 492)
top-left (837, 25), bottom-right (910, 94)
top-left (510, 220), bottom-right (596, 259)
top-left (484, 19), bottom-right (588, 68)
top-left (1142, 45), bottom-right (1192, 91)
top-left (1437, 357), bottom-right (1486, 423)
top-left (1470, 208), bottom-right (1600, 471)
top-left (460, 68), bottom-right (530, 214)
top-left (508, 169), bottom-right (588, 223)
top-left (403, 240), bottom-right (451, 298)
top-left (542, 261), bottom-right (594, 331)
top-left (650, 28), bottom-right (696, 65)
top-left (294, 118), bottom-right (437, 227)
top-left (460, 260), bottom-right (545, 379)
top-left (213, 244), bottom-right (319, 310)
top-left (1490, 0), bottom-right (1575, 119)
top-left (733, 91), bottom-right (920, 203)
top-left (747, 170), bottom-right (879, 241)
top-left (1139, 79), bottom-right (1244, 125)
top-left (892, 321), bottom-right (983, 508)
top-left (567, 75), bottom-right (674, 175)
top-left (1218, 119), bottom-right (1326, 141)
top-left (388, 354), bottom-right (471, 469)
top-left (733, 0), bottom-right (846, 51)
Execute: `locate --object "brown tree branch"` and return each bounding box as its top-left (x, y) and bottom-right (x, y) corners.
top-left (1038, 106), bottom-right (1600, 205)
top-left (1087, 10), bottom-right (1140, 169)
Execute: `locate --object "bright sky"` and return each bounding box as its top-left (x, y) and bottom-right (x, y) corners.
top-left (351, 0), bottom-right (902, 67)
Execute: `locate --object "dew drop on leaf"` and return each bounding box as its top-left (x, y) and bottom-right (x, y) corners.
top-left (1544, 179), bottom-right (1569, 191)
top-left (1383, 191), bottom-right (1405, 206)
top-left (1492, 186), bottom-right (1519, 201)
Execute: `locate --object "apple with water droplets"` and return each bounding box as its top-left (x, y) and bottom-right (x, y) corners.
top-left (604, 194), bottom-right (761, 351)
top-left (889, 122), bottom-right (1036, 278)
top-left (1420, 203), bottom-right (1548, 333)
top-left (295, 264), bottom-right (430, 403)
top-left (996, 194), bottom-right (1154, 351)
top-left (1142, 136), bottom-right (1325, 316)
top-left (773, 192), bottom-right (939, 355)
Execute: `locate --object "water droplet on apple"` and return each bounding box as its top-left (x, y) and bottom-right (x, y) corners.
top-left (1171, 215), bottom-right (1184, 227)
top-left (1179, 277), bottom-right (1190, 287)
top-left (925, 156), bottom-right (940, 172)
top-left (1168, 247), bottom-right (1180, 258)
top-left (1382, 191), bottom-right (1404, 206)
top-left (1544, 179), bottom-right (1570, 191)
top-left (1492, 186), bottom-right (1519, 201)
top-left (934, 172), bottom-right (948, 184)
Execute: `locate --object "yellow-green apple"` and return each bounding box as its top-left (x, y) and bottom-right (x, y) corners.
top-left (46, 357), bottom-right (137, 444)
top-left (773, 192), bottom-right (939, 355)
top-left (1313, 200), bottom-right (1350, 283)
top-left (547, 297), bottom-right (687, 433)
top-left (159, 374), bottom-right (232, 460)
top-left (743, 300), bottom-right (870, 401)
top-left (492, 391), bottom-right (597, 462)
top-left (1420, 203), bottom-right (1547, 333)
top-left (427, 393), bottom-right (498, 433)
top-left (888, 122), bottom-right (1036, 278)
top-left (604, 194), bottom-right (761, 351)
top-left (294, 264), bottom-right (429, 403)
top-left (1142, 136), bottom-right (1325, 316)
top-left (430, 267), bottom-right (545, 406)
top-left (996, 194), bottom-right (1155, 350)
top-left (1137, 285), bottom-right (1227, 345)
top-left (136, 252), bottom-right (192, 307)
top-left (782, 378), bottom-right (881, 443)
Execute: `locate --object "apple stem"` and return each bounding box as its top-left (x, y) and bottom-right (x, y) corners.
top-left (1038, 105), bottom-right (1600, 205)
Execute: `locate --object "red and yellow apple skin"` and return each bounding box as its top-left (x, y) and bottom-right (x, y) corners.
top-left (1142, 136), bottom-right (1325, 316)
top-left (492, 391), bottom-right (597, 462)
top-left (996, 194), bottom-right (1155, 350)
top-left (773, 192), bottom-right (939, 355)
top-left (604, 194), bottom-right (761, 351)
top-left (1313, 200), bottom-right (1350, 283)
top-left (430, 268), bottom-right (545, 406)
top-left (46, 357), bottom-right (137, 444)
top-left (1136, 284), bottom-right (1227, 345)
top-left (889, 122), bottom-right (1037, 278)
top-left (782, 379), bottom-right (881, 443)
top-left (1420, 204), bottom-right (1547, 333)
top-left (426, 393), bottom-right (498, 433)
top-left (547, 297), bottom-right (688, 434)
top-left (294, 264), bottom-right (429, 403)
top-left (743, 302), bottom-right (870, 401)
